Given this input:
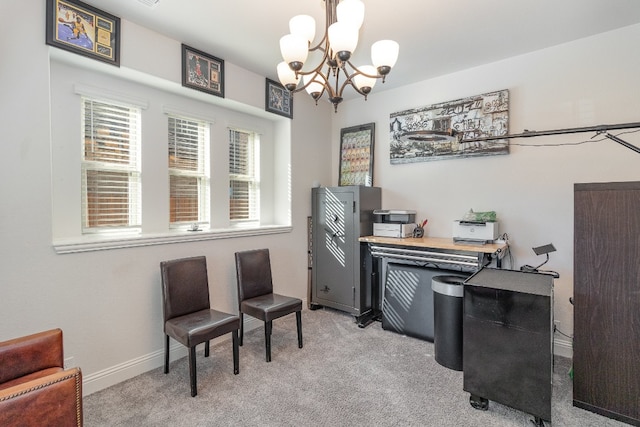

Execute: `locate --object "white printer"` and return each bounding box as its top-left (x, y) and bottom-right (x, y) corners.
top-left (373, 210), bottom-right (417, 238)
top-left (452, 220), bottom-right (499, 244)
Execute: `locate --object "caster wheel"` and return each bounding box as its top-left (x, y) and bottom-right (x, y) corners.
top-left (530, 417), bottom-right (546, 426)
top-left (469, 395), bottom-right (489, 411)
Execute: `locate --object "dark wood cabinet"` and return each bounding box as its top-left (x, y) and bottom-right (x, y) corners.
top-left (573, 181), bottom-right (640, 426)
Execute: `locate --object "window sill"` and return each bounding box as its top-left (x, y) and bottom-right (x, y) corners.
top-left (52, 225), bottom-right (292, 254)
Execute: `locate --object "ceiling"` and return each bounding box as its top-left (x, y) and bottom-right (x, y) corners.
top-left (80, 0), bottom-right (640, 99)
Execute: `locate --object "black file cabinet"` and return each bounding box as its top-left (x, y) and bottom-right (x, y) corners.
top-left (463, 268), bottom-right (554, 424)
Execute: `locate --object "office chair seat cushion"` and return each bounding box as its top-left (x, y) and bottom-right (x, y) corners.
top-left (241, 293), bottom-right (302, 322)
top-left (165, 309), bottom-right (240, 348)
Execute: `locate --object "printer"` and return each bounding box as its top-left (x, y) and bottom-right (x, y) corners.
top-left (373, 210), bottom-right (417, 238)
top-left (452, 220), bottom-right (499, 244)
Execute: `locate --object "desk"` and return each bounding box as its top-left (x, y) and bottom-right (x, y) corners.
top-left (358, 236), bottom-right (507, 328)
top-left (359, 236), bottom-right (506, 268)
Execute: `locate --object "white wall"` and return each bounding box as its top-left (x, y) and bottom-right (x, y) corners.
top-left (0, 0), bottom-right (332, 395)
top-left (333, 23), bottom-right (640, 357)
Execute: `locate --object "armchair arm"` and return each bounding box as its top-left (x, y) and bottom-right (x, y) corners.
top-left (0, 329), bottom-right (64, 384)
top-left (0, 367), bottom-right (83, 427)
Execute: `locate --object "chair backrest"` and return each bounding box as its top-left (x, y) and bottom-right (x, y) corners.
top-left (235, 249), bottom-right (274, 304)
top-left (160, 256), bottom-right (211, 322)
top-left (0, 329), bottom-right (63, 385)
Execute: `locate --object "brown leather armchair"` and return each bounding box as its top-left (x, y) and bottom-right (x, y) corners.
top-left (0, 328), bottom-right (83, 426)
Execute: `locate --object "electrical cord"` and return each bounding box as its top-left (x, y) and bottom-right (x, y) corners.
top-left (496, 233), bottom-right (572, 340)
top-left (554, 327), bottom-right (573, 339)
top-left (495, 233), bottom-right (514, 269)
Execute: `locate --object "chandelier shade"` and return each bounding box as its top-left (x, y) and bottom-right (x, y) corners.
top-left (277, 61), bottom-right (298, 89)
top-left (327, 22), bottom-right (358, 60)
top-left (336, 0), bottom-right (364, 30)
top-left (303, 73), bottom-right (325, 98)
top-left (353, 65), bottom-right (377, 93)
top-left (289, 15), bottom-right (316, 44)
top-left (276, 0), bottom-right (399, 112)
top-left (279, 34), bottom-right (308, 70)
top-left (371, 40), bottom-right (399, 74)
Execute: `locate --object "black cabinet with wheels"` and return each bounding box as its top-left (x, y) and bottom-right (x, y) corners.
top-left (463, 268), bottom-right (554, 425)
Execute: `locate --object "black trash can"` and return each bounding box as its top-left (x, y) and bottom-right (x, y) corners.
top-left (432, 275), bottom-right (465, 371)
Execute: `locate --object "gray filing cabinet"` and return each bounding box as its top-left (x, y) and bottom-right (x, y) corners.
top-left (311, 186), bottom-right (381, 322)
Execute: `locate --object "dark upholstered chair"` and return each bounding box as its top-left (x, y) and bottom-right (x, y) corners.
top-left (0, 329), bottom-right (83, 426)
top-left (234, 248), bottom-right (303, 362)
top-left (160, 256), bottom-right (240, 397)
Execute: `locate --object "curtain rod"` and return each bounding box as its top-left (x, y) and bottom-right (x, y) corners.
top-left (460, 121), bottom-right (640, 154)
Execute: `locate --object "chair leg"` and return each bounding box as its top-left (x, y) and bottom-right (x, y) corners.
top-left (189, 347), bottom-right (197, 397)
top-left (205, 340), bottom-right (210, 358)
top-left (239, 313), bottom-right (244, 346)
top-left (232, 330), bottom-right (239, 375)
top-left (296, 311), bottom-right (303, 349)
top-left (265, 320), bottom-right (272, 362)
top-left (164, 335), bottom-right (170, 374)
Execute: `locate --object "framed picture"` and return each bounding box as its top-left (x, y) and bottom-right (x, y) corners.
top-left (265, 78), bottom-right (293, 119)
top-left (389, 89), bottom-right (509, 164)
top-left (46, 0), bottom-right (120, 66)
top-left (181, 44), bottom-right (225, 98)
top-left (339, 123), bottom-right (375, 186)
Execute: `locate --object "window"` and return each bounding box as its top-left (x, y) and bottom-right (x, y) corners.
top-left (51, 65), bottom-right (291, 253)
top-left (229, 128), bottom-right (260, 223)
top-left (168, 115), bottom-right (210, 227)
top-left (81, 97), bottom-right (141, 232)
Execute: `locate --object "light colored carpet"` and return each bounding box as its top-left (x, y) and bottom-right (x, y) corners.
top-left (84, 308), bottom-right (627, 426)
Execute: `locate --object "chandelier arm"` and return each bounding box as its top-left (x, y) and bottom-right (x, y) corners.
top-left (290, 57), bottom-right (330, 97)
top-left (288, 80), bottom-right (325, 96)
top-left (290, 66), bottom-right (339, 102)
top-left (336, 69), bottom-right (368, 99)
top-left (345, 81), bottom-right (369, 98)
top-left (288, 73), bottom-right (327, 98)
top-left (345, 60), bottom-right (383, 79)
top-left (294, 46), bottom-right (330, 78)
top-left (308, 17), bottom-right (329, 53)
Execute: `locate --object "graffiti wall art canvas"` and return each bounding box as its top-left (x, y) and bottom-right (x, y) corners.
top-left (389, 90), bottom-right (509, 164)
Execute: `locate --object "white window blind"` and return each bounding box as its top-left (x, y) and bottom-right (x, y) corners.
top-left (229, 129), bottom-right (260, 222)
top-left (168, 115), bottom-right (210, 227)
top-left (81, 97), bottom-right (141, 232)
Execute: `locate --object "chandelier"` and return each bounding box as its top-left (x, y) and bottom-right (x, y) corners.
top-left (277, 0), bottom-right (399, 112)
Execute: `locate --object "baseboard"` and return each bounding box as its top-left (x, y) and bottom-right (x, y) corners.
top-left (554, 336), bottom-right (573, 359)
top-left (82, 316), bottom-right (262, 396)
